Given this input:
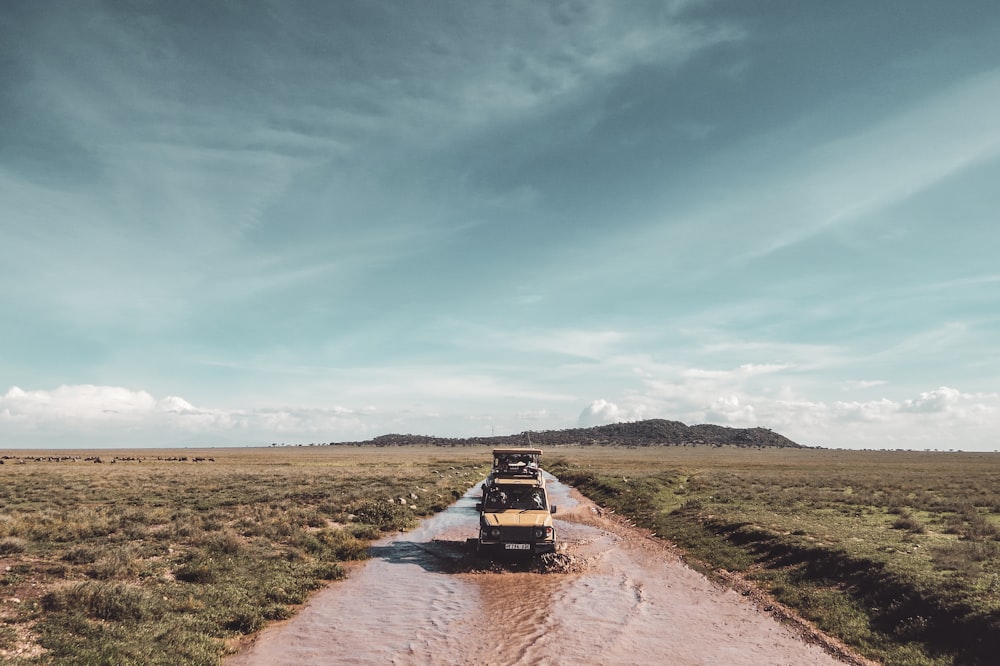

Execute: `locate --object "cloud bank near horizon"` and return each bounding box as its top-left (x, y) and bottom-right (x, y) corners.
top-left (4, 380), bottom-right (997, 451)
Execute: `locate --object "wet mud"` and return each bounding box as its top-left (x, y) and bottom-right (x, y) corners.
top-left (229, 478), bottom-right (864, 666)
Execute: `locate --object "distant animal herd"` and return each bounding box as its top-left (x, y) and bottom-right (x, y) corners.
top-left (0, 455), bottom-right (215, 464)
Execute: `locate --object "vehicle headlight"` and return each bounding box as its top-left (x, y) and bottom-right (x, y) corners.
top-left (490, 528), bottom-right (501, 538)
top-left (534, 527), bottom-right (544, 538)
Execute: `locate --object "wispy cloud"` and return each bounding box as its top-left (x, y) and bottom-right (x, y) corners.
top-left (351, 2), bottom-right (743, 139)
top-left (843, 380), bottom-right (888, 391)
top-left (749, 67), bottom-right (1000, 257)
top-left (568, 66), bottom-right (1000, 289)
top-left (0, 384), bottom-right (374, 446)
top-left (460, 325), bottom-right (627, 360)
top-left (4, 3), bottom-right (998, 451)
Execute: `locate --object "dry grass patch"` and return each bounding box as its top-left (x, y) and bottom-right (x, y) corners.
top-left (549, 447), bottom-right (1000, 666)
top-left (0, 445), bottom-right (489, 664)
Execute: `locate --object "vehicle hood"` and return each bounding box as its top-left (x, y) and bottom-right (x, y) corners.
top-left (482, 511), bottom-right (552, 527)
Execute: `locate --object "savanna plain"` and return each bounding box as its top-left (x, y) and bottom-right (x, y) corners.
top-left (1, 445), bottom-right (998, 665)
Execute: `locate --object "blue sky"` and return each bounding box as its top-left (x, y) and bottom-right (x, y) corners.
top-left (3, 1), bottom-right (1000, 450)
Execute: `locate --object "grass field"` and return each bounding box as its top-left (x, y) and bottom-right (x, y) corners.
top-left (0, 446), bottom-right (488, 664)
top-left (547, 446), bottom-right (1000, 666)
top-left (2, 445), bottom-right (998, 665)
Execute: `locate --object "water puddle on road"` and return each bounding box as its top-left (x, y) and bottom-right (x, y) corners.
top-left (229, 478), bottom-right (852, 666)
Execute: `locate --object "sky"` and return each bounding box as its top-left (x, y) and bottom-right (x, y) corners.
top-left (2, 1), bottom-right (1000, 451)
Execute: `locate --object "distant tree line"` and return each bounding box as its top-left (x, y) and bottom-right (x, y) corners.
top-left (328, 419), bottom-right (803, 449)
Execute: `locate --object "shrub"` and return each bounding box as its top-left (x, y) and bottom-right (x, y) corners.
top-left (87, 546), bottom-right (140, 580)
top-left (320, 529), bottom-right (369, 561)
top-left (941, 510), bottom-right (999, 539)
top-left (348, 499), bottom-right (415, 532)
top-left (311, 562), bottom-right (345, 580)
top-left (294, 532), bottom-right (325, 556)
top-left (235, 517), bottom-right (267, 537)
top-left (348, 523), bottom-right (381, 540)
top-left (263, 582), bottom-right (301, 605)
top-left (225, 608), bottom-right (265, 634)
top-left (963, 513), bottom-right (999, 540)
top-left (0, 624), bottom-right (15, 651)
top-left (174, 559), bottom-right (218, 584)
top-left (62, 544), bottom-right (99, 564)
top-left (202, 530), bottom-right (244, 555)
top-left (170, 516), bottom-right (203, 539)
top-left (892, 512), bottom-right (925, 534)
top-left (0, 537), bottom-right (27, 555)
top-left (42, 581), bottom-right (160, 622)
top-left (263, 604), bottom-right (292, 621)
top-left (302, 509), bottom-right (328, 528)
top-left (932, 540), bottom-right (999, 574)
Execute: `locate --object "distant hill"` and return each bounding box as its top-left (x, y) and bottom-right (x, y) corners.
top-left (335, 419), bottom-right (802, 449)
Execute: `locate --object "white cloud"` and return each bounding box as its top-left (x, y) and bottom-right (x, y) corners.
top-left (442, 322), bottom-right (628, 360)
top-left (682, 364), bottom-right (788, 382)
top-left (900, 386), bottom-right (970, 414)
top-left (577, 360), bottom-right (1000, 450)
top-left (1, 385), bottom-right (157, 422)
top-left (0, 384), bottom-right (375, 446)
top-left (706, 394), bottom-right (757, 424)
top-left (737, 363), bottom-right (789, 376)
top-left (843, 379), bottom-right (888, 390)
top-left (516, 409), bottom-right (552, 422)
top-left (577, 399), bottom-right (647, 427)
top-left (516, 329), bottom-right (626, 359)
top-left (829, 398), bottom-right (899, 423)
top-left (4, 377), bottom-right (1000, 451)
top-left (157, 395), bottom-right (198, 413)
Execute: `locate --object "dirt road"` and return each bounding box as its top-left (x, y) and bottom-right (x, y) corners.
top-left (229, 478), bottom-right (864, 665)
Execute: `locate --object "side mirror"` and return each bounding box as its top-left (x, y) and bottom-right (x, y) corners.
top-left (475, 502), bottom-right (483, 512)
top-left (550, 505), bottom-right (557, 514)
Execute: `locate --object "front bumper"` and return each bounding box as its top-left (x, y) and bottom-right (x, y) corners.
top-left (478, 539), bottom-right (557, 555)
top-left (479, 526), bottom-right (556, 555)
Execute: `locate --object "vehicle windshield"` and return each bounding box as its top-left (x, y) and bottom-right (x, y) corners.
top-left (483, 486), bottom-right (547, 511)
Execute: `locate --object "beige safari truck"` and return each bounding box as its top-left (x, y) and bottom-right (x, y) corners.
top-left (476, 448), bottom-right (556, 556)
top-left (486, 447), bottom-right (543, 483)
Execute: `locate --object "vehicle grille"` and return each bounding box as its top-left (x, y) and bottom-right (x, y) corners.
top-left (501, 526), bottom-right (534, 542)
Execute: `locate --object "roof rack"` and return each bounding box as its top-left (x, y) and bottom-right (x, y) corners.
top-left (486, 448), bottom-right (543, 484)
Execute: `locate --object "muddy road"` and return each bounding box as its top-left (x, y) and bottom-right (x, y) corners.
top-left (230, 478), bottom-right (863, 666)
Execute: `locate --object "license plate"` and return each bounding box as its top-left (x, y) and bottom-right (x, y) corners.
top-left (504, 543), bottom-right (530, 551)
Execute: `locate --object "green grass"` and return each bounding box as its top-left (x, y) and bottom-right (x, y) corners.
top-left (548, 447), bottom-right (1000, 666)
top-left (7, 444), bottom-right (998, 665)
top-left (0, 446), bottom-right (489, 664)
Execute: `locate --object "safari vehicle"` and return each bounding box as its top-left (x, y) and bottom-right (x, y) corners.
top-left (485, 447), bottom-right (543, 485)
top-left (476, 476), bottom-right (557, 556)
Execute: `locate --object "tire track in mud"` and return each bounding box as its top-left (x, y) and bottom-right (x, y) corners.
top-left (229, 478), bottom-right (870, 666)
